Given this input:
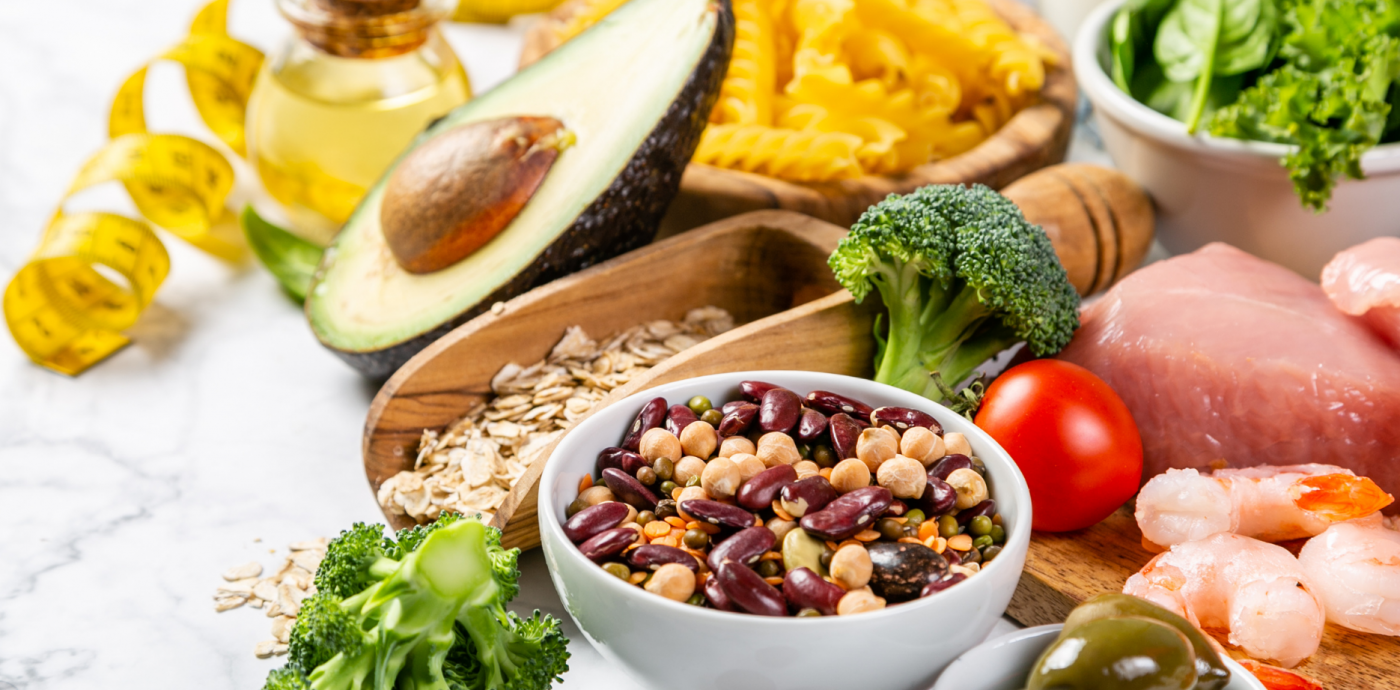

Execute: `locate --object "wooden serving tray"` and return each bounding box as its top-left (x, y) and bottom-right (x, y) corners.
top-left (1008, 506), bottom-right (1400, 689)
top-left (520, 0), bottom-right (1078, 234)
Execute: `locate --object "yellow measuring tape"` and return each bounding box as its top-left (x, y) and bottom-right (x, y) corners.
top-left (4, 0), bottom-right (261, 375)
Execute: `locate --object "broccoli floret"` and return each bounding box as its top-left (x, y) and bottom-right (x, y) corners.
top-left (829, 184), bottom-right (1080, 400)
top-left (263, 666), bottom-right (311, 690)
top-left (270, 515), bottom-right (569, 690)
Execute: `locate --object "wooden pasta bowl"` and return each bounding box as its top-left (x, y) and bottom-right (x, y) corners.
top-left (363, 163), bottom-right (1154, 548)
top-left (520, 0), bottom-right (1079, 233)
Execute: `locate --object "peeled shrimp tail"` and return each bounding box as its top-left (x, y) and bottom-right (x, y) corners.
top-left (1288, 474), bottom-right (1394, 522)
top-left (1229, 578), bottom-right (1325, 668)
top-left (1235, 660), bottom-right (1324, 690)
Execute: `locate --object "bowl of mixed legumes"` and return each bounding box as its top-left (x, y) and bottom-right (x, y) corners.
top-left (539, 371), bottom-right (1032, 690)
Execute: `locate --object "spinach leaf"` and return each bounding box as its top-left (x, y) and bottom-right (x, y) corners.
top-left (1154, 0), bottom-right (1277, 131)
top-left (240, 205), bottom-right (324, 303)
top-left (1110, 0), bottom-right (1176, 93)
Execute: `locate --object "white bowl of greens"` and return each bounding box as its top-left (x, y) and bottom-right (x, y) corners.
top-left (1076, 0), bottom-right (1400, 278)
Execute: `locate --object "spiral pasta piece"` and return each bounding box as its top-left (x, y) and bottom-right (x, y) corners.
top-left (695, 124), bottom-right (864, 181)
top-left (714, 0), bottom-right (779, 125)
top-left (944, 0), bottom-right (1044, 97)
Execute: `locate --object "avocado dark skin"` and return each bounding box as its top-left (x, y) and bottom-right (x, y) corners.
top-left (323, 0), bottom-right (736, 379)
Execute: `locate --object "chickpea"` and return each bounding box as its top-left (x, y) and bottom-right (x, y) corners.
top-left (677, 485), bottom-right (709, 504)
top-left (830, 544), bottom-right (873, 590)
top-left (680, 420), bottom-right (718, 459)
top-left (766, 517), bottom-right (798, 543)
top-left (701, 456), bottom-right (741, 499)
top-left (946, 467), bottom-right (989, 510)
top-left (719, 436), bottom-right (757, 458)
top-left (620, 504), bottom-right (639, 524)
top-left (792, 460), bottom-right (820, 479)
top-left (856, 427), bottom-right (898, 472)
top-left (950, 563), bottom-right (979, 578)
top-left (644, 563), bottom-right (696, 602)
top-left (757, 434), bottom-right (801, 467)
top-left (829, 458), bottom-right (872, 494)
top-left (876, 455), bottom-right (928, 499)
top-left (640, 428), bottom-right (683, 464)
top-left (673, 456), bottom-right (707, 485)
top-left (578, 485), bottom-right (615, 506)
top-left (733, 453), bottom-right (766, 483)
top-left (899, 426), bottom-right (946, 466)
top-left (837, 588), bottom-right (886, 616)
top-left (943, 432), bottom-right (972, 457)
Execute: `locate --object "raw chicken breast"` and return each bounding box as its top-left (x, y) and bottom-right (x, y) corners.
top-left (1321, 237), bottom-right (1400, 348)
top-left (1059, 243), bottom-right (1400, 512)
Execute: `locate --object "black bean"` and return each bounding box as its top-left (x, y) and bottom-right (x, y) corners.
top-left (867, 541), bottom-right (950, 602)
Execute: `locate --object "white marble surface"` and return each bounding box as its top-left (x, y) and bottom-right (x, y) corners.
top-left (0, 2), bottom-right (1097, 688)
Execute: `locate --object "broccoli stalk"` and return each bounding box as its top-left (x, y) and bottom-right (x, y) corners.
top-left (269, 514), bottom-right (568, 690)
top-left (829, 184), bottom-right (1080, 401)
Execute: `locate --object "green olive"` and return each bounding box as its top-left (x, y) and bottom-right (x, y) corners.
top-left (755, 559), bottom-right (781, 578)
top-left (686, 593), bottom-right (706, 606)
top-left (973, 535), bottom-right (994, 549)
top-left (969, 515), bottom-right (993, 537)
top-left (683, 529), bottom-right (710, 550)
top-left (700, 408), bottom-right (724, 426)
top-left (601, 563), bottom-right (631, 581)
top-left (938, 514), bottom-right (960, 539)
top-left (989, 524), bottom-right (1006, 544)
top-left (687, 395), bottom-right (713, 415)
top-left (796, 608), bottom-right (822, 618)
top-left (876, 517), bottom-right (904, 541)
top-left (812, 444), bottom-right (836, 468)
top-left (636, 466), bottom-right (657, 486)
top-left (653, 456), bottom-right (675, 481)
top-left (1028, 617), bottom-right (1198, 690)
top-left (982, 545), bottom-right (1002, 563)
top-left (636, 510), bottom-right (656, 526)
top-left (566, 498), bottom-right (588, 518)
top-left (685, 475), bottom-right (701, 488)
top-left (1063, 594), bottom-right (1231, 690)
top-left (903, 509), bottom-right (925, 529)
top-left (658, 480), bottom-right (678, 496)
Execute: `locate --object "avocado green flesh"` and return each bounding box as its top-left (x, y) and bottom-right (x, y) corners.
top-left (307, 0), bottom-right (719, 355)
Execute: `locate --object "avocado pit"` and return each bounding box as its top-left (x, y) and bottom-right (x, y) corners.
top-left (381, 116), bottom-right (570, 274)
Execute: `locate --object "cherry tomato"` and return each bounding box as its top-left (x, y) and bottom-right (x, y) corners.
top-left (974, 360), bottom-right (1142, 532)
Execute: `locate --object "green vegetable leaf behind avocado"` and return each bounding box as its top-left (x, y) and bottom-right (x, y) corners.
top-left (240, 205), bottom-right (324, 304)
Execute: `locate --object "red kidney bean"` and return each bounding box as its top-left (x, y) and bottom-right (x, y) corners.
top-left (717, 402), bottom-right (759, 437)
top-left (799, 486), bottom-right (893, 540)
top-left (794, 408), bottom-right (828, 443)
top-left (666, 404), bottom-right (700, 437)
top-left (829, 413), bottom-right (862, 460)
top-left (956, 499), bottom-right (998, 526)
top-left (870, 406), bottom-right (943, 435)
top-left (740, 380), bottom-right (784, 403)
top-left (596, 447), bottom-right (648, 476)
top-left (680, 499), bottom-right (756, 530)
top-left (804, 390), bottom-right (874, 421)
top-left (703, 570), bottom-right (737, 611)
top-left (578, 527), bottom-right (636, 562)
top-left (783, 567), bottom-right (845, 615)
top-left (563, 501), bottom-right (631, 543)
top-left (736, 464), bottom-right (797, 511)
top-left (921, 572), bottom-right (967, 598)
top-left (758, 388), bottom-right (801, 434)
top-left (621, 397), bottom-right (667, 451)
top-left (601, 467), bottom-right (658, 510)
top-left (628, 544), bottom-right (699, 572)
top-left (717, 562), bottom-right (786, 617)
top-left (779, 476), bottom-right (838, 518)
top-left (918, 476), bottom-right (957, 516)
top-left (720, 400), bottom-right (748, 415)
top-left (929, 454), bottom-right (974, 481)
top-left (706, 526), bottom-right (775, 571)
top-left (882, 499), bottom-right (908, 517)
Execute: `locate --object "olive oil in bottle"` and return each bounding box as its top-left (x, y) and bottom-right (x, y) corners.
top-left (247, 0), bottom-right (470, 244)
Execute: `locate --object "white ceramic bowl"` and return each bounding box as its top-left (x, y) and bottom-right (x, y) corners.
top-left (1075, 0), bottom-right (1400, 279)
top-left (539, 371), bottom-right (1033, 690)
top-left (932, 624), bottom-right (1267, 690)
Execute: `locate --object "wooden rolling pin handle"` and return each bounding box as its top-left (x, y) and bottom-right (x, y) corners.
top-left (1001, 164), bottom-right (1155, 296)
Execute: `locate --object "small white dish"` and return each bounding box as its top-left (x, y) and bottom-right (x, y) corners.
top-left (932, 623), bottom-right (1268, 690)
top-left (1075, 0), bottom-right (1400, 278)
top-left (539, 371), bottom-right (1033, 690)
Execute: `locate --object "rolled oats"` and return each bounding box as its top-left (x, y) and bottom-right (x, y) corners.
top-left (377, 307), bottom-right (734, 526)
top-left (215, 539), bottom-right (327, 657)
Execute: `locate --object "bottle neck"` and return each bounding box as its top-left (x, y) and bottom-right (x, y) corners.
top-left (278, 0), bottom-right (450, 59)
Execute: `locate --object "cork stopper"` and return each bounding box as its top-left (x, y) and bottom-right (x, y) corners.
top-left (281, 0), bottom-right (449, 58)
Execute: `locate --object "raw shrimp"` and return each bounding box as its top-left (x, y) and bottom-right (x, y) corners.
top-left (1298, 515), bottom-right (1400, 636)
top-left (1123, 533), bottom-right (1324, 668)
top-left (1135, 464), bottom-right (1393, 549)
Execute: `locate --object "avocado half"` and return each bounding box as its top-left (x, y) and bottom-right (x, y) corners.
top-left (306, 0), bottom-right (735, 378)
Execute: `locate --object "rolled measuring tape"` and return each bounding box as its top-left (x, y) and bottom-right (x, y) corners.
top-left (4, 0), bottom-right (261, 375)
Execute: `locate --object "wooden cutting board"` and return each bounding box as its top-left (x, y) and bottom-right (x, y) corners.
top-left (1008, 506), bottom-right (1400, 689)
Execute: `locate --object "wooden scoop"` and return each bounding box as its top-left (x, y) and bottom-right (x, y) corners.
top-left (362, 163), bottom-right (1155, 548)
